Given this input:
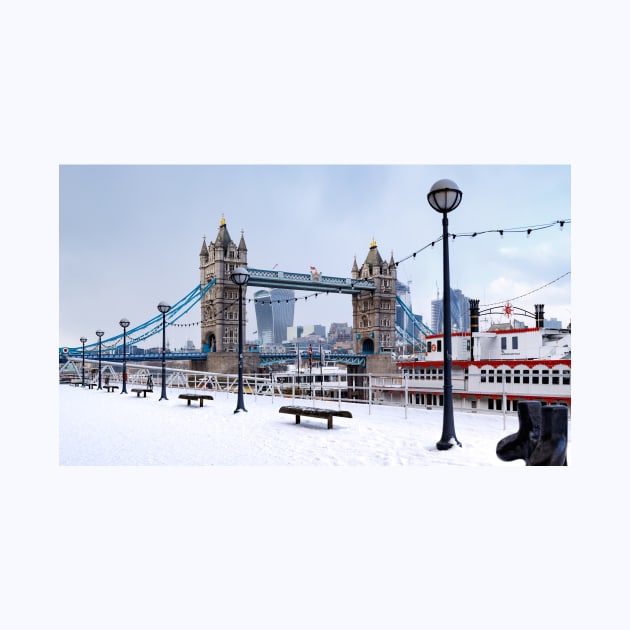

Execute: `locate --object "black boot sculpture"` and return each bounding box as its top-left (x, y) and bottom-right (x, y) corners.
top-left (496, 401), bottom-right (568, 466)
top-left (528, 404), bottom-right (568, 466)
top-left (496, 401), bottom-right (542, 462)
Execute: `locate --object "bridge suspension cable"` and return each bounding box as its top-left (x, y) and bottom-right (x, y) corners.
top-left (60, 279), bottom-right (216, 354)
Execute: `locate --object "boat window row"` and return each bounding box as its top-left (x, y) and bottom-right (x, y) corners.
top-left (402, 367), bottom-right (444, 380)
top-left (480, 368), bottom-right (570, 385)
top-left (275, 374), bottom-right (348, 384)
top-left (407, 393), bottom-right (569, 413)
top-left (486, 398), bottom-right (569, 411)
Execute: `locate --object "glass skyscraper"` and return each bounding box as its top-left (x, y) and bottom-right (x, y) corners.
top-left (431, 288), bottom-right (471, 333)
top-left (253, 288), bottom-right (295, 348)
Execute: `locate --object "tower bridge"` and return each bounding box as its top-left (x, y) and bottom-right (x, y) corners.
top-left (199, 218), bottom-right (403, 360)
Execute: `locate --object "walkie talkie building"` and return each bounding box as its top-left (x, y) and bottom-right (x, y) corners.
top-left (253, 288), bottom-right (295, 348)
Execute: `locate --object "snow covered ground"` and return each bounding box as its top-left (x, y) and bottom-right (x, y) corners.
top-left (59, 383), bottom-right (539, 466)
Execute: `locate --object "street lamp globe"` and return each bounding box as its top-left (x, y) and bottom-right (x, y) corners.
top-left (231, 266), bottom-right (250, 286)
top-left (427, 179), bottom-right (462, 213)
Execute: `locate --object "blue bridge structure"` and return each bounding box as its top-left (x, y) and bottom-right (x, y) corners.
top-left (246, 268), bottom-right (376, 294)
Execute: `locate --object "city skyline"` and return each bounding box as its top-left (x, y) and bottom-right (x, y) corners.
top-left (59, 165), bottom-right (570, 351)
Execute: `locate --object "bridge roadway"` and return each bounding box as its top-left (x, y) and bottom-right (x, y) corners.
top-left (246, 268), bottom-right (376, 294)
top-left (61, 350), bottom-right (368, 367)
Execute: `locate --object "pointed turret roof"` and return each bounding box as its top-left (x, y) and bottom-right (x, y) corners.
top-left (238, 229), bottom-right (247, 253)
top-left (199, 237), bottom-right (209, 258)
top-left (215, 214), bottom-right (233, 253)
top-left (364, 237), bottom-right (383, 266)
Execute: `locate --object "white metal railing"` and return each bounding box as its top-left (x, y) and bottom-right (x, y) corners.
top-left (59, 359), bottom-right (570, 418)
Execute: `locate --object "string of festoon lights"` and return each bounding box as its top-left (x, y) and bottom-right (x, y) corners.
top-left (162, 218), bottom-right (571, 330)
top-left (167, 290), bottom-right (328, 330)
top-left (394, 219), bottom-right (570, 266)
top-left (480, 271), bottom-right (570, 309)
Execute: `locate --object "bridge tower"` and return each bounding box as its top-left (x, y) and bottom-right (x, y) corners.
top-left (199, 216), bottom-right (248, 353)
top-left (351, 239), bottom-right (397, 354)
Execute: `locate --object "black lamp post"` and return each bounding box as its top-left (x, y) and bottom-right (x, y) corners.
top-left (96, 329), bottom-right (104, 390)
top-left (157, 301), bottom-right (171, 401)
top-left (231, 266), bottom-right (250, 413)
top-left (427, 179), bottom-right (463, 450)
top-left (80, 336), bottom-right (87, 387)
top-left (119, 318), bottom-right (130, 394)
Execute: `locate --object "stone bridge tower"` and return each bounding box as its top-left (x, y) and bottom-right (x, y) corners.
top-left (199, 216), bottom-right (248, 353)
top-left (351, 239), bottom-right (396, 354)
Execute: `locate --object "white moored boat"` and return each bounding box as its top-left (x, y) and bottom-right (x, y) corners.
top-left (273, 361), bottom-right (349, 398)
top-left (385, 323), bottom-right (571, 415)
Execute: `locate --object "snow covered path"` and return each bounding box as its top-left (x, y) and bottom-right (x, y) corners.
top-left (59, 384), bottom-right (527, 466)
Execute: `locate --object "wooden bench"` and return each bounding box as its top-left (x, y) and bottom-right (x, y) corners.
top-left (131, 387), bottom-right (152, 398)
top-left (178, 393), bottom-right (214, 407)
top-left (103, 385), bottom-right (119, 393)
top-left (278, 405), bottom-right (352, 430)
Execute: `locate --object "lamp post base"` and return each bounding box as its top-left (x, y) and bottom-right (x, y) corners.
top-left (436, 437), bottom-right (462, 450)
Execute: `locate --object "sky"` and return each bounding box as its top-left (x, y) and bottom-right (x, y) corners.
top-left (3, 1), bottom-right (629, 628)
top-left (59, 164), bottom-right (571, 350)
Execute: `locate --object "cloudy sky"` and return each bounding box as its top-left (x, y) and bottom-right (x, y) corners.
top-left (59, 164), bottom-right (570, 350)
